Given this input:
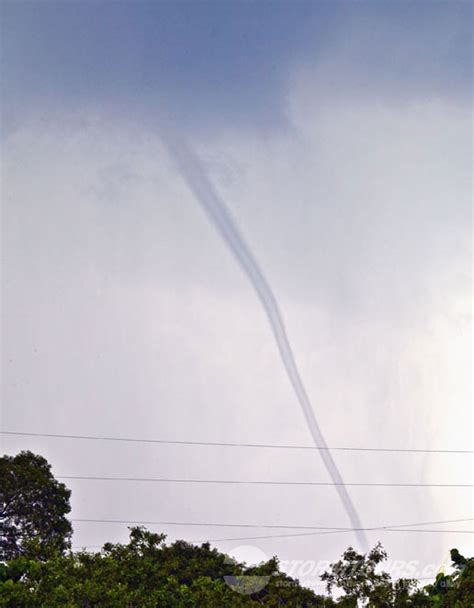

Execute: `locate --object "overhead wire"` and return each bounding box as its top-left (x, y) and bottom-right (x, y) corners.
top-left (3, 430), bottom-right (471, 454)
top-left (59, 475), bottom-right (473, 488)
top-left (70, 516), bottom-right (473, 531)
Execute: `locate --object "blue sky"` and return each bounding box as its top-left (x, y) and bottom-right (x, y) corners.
top-left (2, 0), bottom-right (472, 585)
top-left (2, 1), bottom-right (472, 133)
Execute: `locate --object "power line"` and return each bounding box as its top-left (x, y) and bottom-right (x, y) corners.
top-left (71, 516), bottom-right (474, 543)
top-left (202, 528), bottom-right (474, 543)
top-left (71, 516), bottom-right (472, 532)
top-left (2, 430), bottom-right (472, 454)
top-left (59, 475), bottom-right (473, 488)
top-left (201, 519), bottom-right (474, 542)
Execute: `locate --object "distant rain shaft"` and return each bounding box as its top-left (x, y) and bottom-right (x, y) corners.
top-left (161, 129), bottom-right (368, 550)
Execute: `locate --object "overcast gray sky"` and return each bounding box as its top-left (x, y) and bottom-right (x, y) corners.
top-left (1, 0), bottom-right (472, 588)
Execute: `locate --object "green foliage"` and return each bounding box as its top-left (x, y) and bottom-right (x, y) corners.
top-left (0, 451), bottom-right (72, 561)
top-left (1, 528), bottom-right (473, 608)
top-left (0, 527), bottom-right (327, 607)
top-left (321, 542), bottom-right (393, 604)
top-left (320, 542), bottom-right (474, 608)
top-left (420, 548), bottom-right (474, 608)
top-left (0, 451), bottom-right (472, 607)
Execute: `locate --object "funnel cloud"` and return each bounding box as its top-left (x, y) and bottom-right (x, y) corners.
top-left (161, 130), bottom-right (369, 550)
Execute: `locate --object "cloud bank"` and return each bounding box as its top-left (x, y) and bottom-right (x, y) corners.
top-left (2, 9), bottom-right (472, 572)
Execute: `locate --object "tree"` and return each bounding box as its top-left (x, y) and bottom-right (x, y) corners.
top-left (0, 527), bottom-right (329, 607)
top-left (321, 542), bottom-right (419, 607)
top-left (0, 526), bottom-right (472, 607)
top-left (421, 548), bottom-right (474, 608)
top-left (0, 450), bottom-right (472, 607)
top-left (0, 451), bottom-right (72, 560)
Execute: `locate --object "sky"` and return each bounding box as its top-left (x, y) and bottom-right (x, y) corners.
top-left (1, 0), bottom-right (473, 590)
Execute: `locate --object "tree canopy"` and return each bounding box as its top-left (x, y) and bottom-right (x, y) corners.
top-left (0, 451), bottom-right (472, 607)
top-left (1, 526), bottom-right (473, 607)
top-left (0, 451), bottom-right (72, 561)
